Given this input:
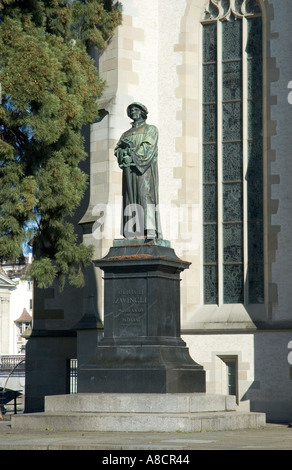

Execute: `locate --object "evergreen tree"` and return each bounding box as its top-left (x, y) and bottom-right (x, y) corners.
top-left (0, 0), bottom-right (121, 288)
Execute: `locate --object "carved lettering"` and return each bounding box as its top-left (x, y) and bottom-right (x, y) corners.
top-left (114, 296), bottom-right (146, 304)
top-left (121, 314), bottom-right (142, 323)
top-left (118, 288), bottom-right (144, 295)
top-left (113, 283), bottom-right (147, 336)
top-left (113, 288), bottom-right (146, 306)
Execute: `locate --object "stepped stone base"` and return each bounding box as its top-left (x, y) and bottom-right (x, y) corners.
top-left (12, 393), bottom-right (266, 433)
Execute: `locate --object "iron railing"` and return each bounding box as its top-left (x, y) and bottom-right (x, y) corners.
top-left (0, 355), bottom-right (25, 371)
top-left (70, 359), bottom-right (78, 393)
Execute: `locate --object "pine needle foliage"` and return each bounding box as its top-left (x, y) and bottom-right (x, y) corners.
top-left (0, 0), bottom-right (122, 288)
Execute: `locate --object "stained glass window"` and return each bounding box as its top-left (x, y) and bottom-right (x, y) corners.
top-left (202, 0), bottom-right (263, 305)
top-left (222, 19), bottom-right (242, 60)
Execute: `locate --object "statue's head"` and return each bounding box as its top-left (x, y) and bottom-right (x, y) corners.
top-left (127, 102), bottom-right (148, 120)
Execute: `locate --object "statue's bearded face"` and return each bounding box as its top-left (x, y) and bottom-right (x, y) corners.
top-left (129, 106), bottom-right (144, 120)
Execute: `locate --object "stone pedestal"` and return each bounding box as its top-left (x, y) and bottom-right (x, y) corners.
top-left (11, 392), bottom-right (266, 433)
top-left (73, 294), bottom-right (104, 373)
top-left (78, 240), bottom-right (206, 393)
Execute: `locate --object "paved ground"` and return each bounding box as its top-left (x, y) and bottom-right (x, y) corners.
top-left (0, 419), bottom-right (291, 450)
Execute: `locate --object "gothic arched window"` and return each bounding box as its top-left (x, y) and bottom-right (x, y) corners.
top-left (202, 0), bottom-right (263, 305)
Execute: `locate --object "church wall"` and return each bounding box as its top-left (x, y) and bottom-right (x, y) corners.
top-left (268, 0), bottom-right (292, 322)
top-left (85, 0), bottom-right (292, 420)
top-left (185, 330), bottom-right (292, 422)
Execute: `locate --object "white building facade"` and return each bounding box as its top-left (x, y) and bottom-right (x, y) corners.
top-left (79, 0), bottom-right (292, 422)
top-left (0, 262), bottom-right (32, 357)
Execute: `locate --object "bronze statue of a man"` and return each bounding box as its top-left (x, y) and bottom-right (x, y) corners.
top-left (115, 103), bottom-right (162, 239)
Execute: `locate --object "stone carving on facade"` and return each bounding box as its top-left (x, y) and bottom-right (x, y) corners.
top-left (204, 0), bottom-right (261, 22)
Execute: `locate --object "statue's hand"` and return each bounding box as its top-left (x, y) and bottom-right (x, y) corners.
top-left (116, 145), bottom-right (135, 168)
top-left (122, 155), bottom-right (132, 167)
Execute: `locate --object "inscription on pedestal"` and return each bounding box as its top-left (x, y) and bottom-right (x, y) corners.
top-left (113, 280), bottom-right (147, 337)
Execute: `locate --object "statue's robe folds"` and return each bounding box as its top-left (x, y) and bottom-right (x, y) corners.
top-left (115, 123), bottom-right (162, 238)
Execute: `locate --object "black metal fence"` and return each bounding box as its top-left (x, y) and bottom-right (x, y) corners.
top-left (0, 355), bottom-right (25, 371)
top-left (0, 356), bottom-right (77, 414)
top-left (70, 359), bottom-right (78, 394)
top-left (0, 356), bottom-right (25, 415)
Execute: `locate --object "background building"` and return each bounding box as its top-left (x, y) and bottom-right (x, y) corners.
top-left (25, 0), bottom-right (292, 422)
top-left (0, 259), bottom-right (32, 357)
top-left (0, 259), bottom-right (32, 414)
